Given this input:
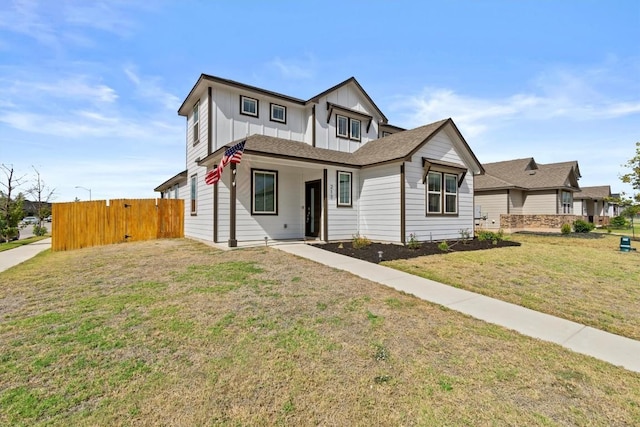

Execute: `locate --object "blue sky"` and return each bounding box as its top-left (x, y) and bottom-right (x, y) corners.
top-left (1, 0), bottom-right (639, 202)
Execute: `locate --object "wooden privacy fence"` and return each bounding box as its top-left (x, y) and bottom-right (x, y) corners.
top-left (51, 199), bottom-right (184, 251)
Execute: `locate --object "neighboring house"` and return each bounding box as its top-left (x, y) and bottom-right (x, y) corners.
top-left (474, 158), bottom-right (581, 231)
top-left (156, 74), bottom-right (484, 247)
top-left (573, 185), bottom-right (613, 225)
top-left (155, 170), bottom-right (187, 200)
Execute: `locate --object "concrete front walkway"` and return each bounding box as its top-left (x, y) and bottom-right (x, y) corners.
top-left (0, 238), bottom-right (52, 273)
top-left (275, 243), bottom-right (640, 374)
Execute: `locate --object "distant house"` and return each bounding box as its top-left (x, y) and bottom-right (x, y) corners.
top-left (474, 157), bottom-right (581, 232)
top-left (573, 185), bottom-right (613, 225)
top-left (155, 74), bottom-right (485, 246)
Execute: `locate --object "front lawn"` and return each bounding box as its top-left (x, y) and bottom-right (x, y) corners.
top-left (385, 233), bottom-right (640, 340)
top-left (0, 239), bottom-right (638, 425)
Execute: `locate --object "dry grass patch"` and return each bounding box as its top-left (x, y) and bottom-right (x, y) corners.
top-left (0, 238), bottom-right (639, 425)
top-left (385, 233), bottom-right (640, 340)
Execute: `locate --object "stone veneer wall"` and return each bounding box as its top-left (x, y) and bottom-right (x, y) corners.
top-left (500, 214), bottom-right (580, 232)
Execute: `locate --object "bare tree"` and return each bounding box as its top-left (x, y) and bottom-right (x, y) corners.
top-left (26, 166), bottom-right (56, 234)
top-left (0, 164), bottom-right (27, 242)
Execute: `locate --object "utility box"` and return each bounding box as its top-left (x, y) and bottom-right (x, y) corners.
top-left (620, 236), bottom-right (633, 252)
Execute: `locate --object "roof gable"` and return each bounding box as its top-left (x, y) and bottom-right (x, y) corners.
top-left (476, 157), bottom-right (581, 191)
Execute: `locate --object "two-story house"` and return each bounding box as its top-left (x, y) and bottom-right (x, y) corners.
top-left (155, 74), bottom-right (485, 247)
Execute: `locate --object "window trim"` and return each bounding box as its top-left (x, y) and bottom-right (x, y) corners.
top-left (190, 174), bottom-right (197, 215)
top-left (192, 102), bottom-right (199, 146)
top-left (240, 95), bottom-right (259, 117)
top-left (269, 103), bottom-right (286, 124)
top-left (561, 190), bottom-right (573, 214)
top-left (251, 168), bottom-right (278, 215)
top-left (350, 118), bottom-right (361, 141)
top-left (337, 171), bottom-right (353, 207)
top-left (336, 114), bottom-right (349, 138)
top-left (426, 171), bottom-right (459, 216)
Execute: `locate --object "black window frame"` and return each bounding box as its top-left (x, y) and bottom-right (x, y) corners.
top-left (190, 174), bottom-right (197, 215)
top-left (192, 101), bottom-right (199, 146)
top-left (269, 103), bottom-right (286, 124)
top-left (251, 168), bottom-right (278, 215)
top-left (336, 114), bottom-right (348, 138)
top-left (426, 171), bottom-right (459, 216)
top-left (337, 171), bottom-right (353, 207)
top-left (240, 95), bottom-right (259, 118)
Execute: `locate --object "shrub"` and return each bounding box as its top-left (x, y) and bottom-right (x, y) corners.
top-left (476, 229), bottom-right (504, 242)
top-left (437, 241), bottom-right (450, 252)
top-left (352, 234), bottom-right (371, 249)
top-left (406, 233), bottom-right (421, 250)
top-left (33, 225), bottom-right (48, 236)
top-left (560, 223), bottom-right (572, 234)
top-left (573, 219), bottom-right (595, 233)
top-left (610, 215), bottom-right (628, 229)
top-left (459, 228), bottom-right (471, 242)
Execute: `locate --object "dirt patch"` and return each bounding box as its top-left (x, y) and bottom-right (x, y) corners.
top-left (314, 238), bottom-right (521, 263)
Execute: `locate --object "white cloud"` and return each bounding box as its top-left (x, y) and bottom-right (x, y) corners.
top-left (391, 64), bottom-right (640, 138)
top-left (124, 66), bottom-right (180, 110)
top-left (268, 55), bottom-right (315, 80)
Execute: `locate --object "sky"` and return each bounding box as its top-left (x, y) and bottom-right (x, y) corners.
top-left (1, 0), bottom-right (639, 202)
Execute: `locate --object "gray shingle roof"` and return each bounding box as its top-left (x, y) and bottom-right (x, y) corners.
top-left (476, 158), bottom-right (581, 191)
top-left (574, 185), bottom-right (611, 200)
top-left (198, 118), bottom-right (479, 171)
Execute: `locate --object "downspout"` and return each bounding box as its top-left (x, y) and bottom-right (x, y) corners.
top-left (209, 86), bottom-right (217, 243)
top-left (213, 178), bottom-right (218, 243)
top-left (507, 189), bottom-right (510, 214)
top-left (400, 163), bottom-right (406, 244)
top-left (229, 163), bottom-right (237, 247)
top-left (207, 87), bottom-right (213, 155)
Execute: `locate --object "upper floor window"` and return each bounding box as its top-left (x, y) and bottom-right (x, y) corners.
top-left (337, 171), bottom-right (352, 207)
top-left (240, 95), bottom-right (259, 117)
top-left (192, 102), bottom-right (199, 145)
top-left (337, 115), bottom-right (348, 138)
top-left (270, 103), bottom-right (286, 123)
top-left (350, 119), bottom-right (361, 141)
top-left (336, 115), bottom-right (361, 141)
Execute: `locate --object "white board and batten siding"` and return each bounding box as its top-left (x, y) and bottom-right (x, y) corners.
top-left (210, 85), bottom-right (309, 152)
top-left (359, 164), bottom-right (401, 242)
top-left (314, 84), bottom-right (382, 153)
top-left (405, 131), bottom-right (475, 241)
top-left (474, 191), bottom-right (508, 230)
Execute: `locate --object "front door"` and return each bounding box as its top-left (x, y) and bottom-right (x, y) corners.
top-left (305, 180), bottom-right (321, 238)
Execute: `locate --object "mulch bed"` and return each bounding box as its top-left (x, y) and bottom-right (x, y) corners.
top-left (314, 239), bottom-right (521, 263)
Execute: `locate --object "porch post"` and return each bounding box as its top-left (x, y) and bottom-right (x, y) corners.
top-left (213, 179), bottom-right (218, 243)
top-left (323, 168), bottom-right (328, 242)
top-left (228, 163), bottom-right (237, 247)
top-left (400, 163), bottom-right (406, 244)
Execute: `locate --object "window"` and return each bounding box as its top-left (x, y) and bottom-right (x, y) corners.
top-left (192, 102), bottom-right (199, 145)
top-left (336, 115), bottom-right (348, 138)
top-left (337, 171), bottom-right (352, 207)
top-left (350, 119), bottom-right (361, 141)
top-left (427, 172), bottom-right (458, 215)
top-left (336, 115), bottom-right (361, 141)
top-left (427, 172), bottom-right (441, 214)
top-left (252, 169), bottom-right (278, 215)
top-left (561, 191), bottom-right (572, 214)
top-left (190, 174), bottom-right (197, 215)
top-left (444, 174), bottom-right (458, 214)
top-left (270, 103), bottom-right (286, 123)
top-left (240, 95), bottom-right (258, 117)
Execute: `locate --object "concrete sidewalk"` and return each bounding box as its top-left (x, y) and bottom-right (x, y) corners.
top-left (275, 243), bottom-right (640, 374)
top-left (0, 238), bottom-right (52, 273)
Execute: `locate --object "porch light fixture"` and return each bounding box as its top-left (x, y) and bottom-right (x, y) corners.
top-left (378, 251), bottom-right (383, 262)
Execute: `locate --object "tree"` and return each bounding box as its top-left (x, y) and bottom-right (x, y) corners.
top-left (25, 166), bottom-right (56, 236)
top-left (620, 141), bottom-right (640, 202)
top-left (0, 164), bottom-right (27, 242)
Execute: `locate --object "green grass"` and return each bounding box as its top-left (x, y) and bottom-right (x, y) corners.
top-left (385, 233), bottom-right (640, 340)
top-left (0, 235), bottom-right (49, 252)
top-left (0, 238), bottom-right (639, 425)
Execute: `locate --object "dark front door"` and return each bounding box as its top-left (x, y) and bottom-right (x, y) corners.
top-left (305, 180), bottom-right (321, 238)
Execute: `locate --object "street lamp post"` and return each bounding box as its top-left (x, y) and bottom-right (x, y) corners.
top-left (75, 186), bottom-right (92, 201)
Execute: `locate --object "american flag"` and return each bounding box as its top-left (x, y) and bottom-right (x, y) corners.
top-left (205, 141), bottom-right (246, 185)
